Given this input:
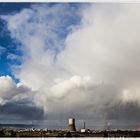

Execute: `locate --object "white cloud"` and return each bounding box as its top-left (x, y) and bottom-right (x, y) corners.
top-left (2, 3), bottom-right (140, 124)
top-left (2, 4), bottom-right (73, 90)
top-left (58, 3), bottom-right (140, 104)
top-left (34, 75), bottom-right (119, 117)
top-left (0, 75), bottom-right (31, 105)
top-left (7, 53), bottom-right (19, 60)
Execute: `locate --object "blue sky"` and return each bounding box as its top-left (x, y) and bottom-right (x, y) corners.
top-left (1, 3), bottom-right (140, 129)
top-left (0, 3), bottom-right (31, 81)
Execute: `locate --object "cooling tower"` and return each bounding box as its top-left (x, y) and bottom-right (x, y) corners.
top-left (68, 118), bottom-right (76, 132)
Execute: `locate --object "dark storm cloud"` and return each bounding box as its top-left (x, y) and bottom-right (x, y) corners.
top-left (103, 102), bottom-right (140, 129)
top-left (0, 102), bottom-right (44, 121)
top-left (106, 102), bottom-right (140, 122)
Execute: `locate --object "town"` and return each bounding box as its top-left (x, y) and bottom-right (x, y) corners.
top-left (0, 118), bottom-right (140, 137)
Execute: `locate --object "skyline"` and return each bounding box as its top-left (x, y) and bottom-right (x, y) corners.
top-left (0, 3), bottom-right (140, 130)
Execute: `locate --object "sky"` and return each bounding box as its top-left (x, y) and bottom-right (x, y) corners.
top-left (1, 3), bottom-right (140, 130)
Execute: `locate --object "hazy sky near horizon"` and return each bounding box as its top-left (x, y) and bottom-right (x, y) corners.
top-left (1, 3), bottom-right (140, 129)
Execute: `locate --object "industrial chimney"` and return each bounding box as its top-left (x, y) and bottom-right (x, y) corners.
top-left (68, 118), bottom-right (76, 132)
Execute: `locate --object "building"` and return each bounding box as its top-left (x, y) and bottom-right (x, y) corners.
top-left (67, 118), bottom-right (76, 132)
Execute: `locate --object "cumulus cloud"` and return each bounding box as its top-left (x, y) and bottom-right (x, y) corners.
top-left (0, 75), bottom-right (31, 105)
top-left (35, 75), bottom-right (119, 115)
top-left (2, 4), bottom-right (79, 90)
top-left (0, 75), bottom-right (44, 121)
top-left (2, 3), bottom-right (140, 128)
top-left (58, 4), bottom-right (140, 104)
